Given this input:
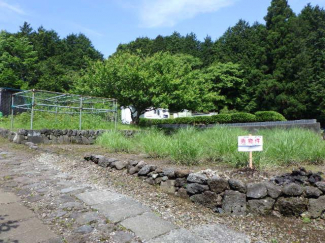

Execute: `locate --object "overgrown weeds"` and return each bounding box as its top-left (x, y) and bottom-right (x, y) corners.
top-left (96, 127), bottom-right (325, 167)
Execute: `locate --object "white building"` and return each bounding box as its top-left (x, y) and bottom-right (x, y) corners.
top-left (121, 107), bottom-right (170, 124)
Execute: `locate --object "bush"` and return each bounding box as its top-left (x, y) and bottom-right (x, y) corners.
top-left (230, 112), bottom-right (256, 123)
top-left (212, 114), bottom-right (232, 124)
top-left (255, 111), bottom-right (286, 122)
top-left (139, 111), bottom-right (286, 127)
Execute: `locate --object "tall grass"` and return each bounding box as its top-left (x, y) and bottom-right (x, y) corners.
top-left (0, 112), bottom-right (138, 130)
top-left (96, 127), bottom-right (325, 167)
top-left (96, 130), bottom-right (134, 153)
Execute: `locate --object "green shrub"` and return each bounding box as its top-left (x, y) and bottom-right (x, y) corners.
top-left (139, 111), bottom-right (285, 127)
top-left (255, 111), bottom-right (286, 122)
top-left (230, 112), bottom-right (256, 123)
top-left (212, 114), bottom-right (232, 124)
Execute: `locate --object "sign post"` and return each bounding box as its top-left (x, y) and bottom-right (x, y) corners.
top-left (238, 134), bottom-right (263, 169)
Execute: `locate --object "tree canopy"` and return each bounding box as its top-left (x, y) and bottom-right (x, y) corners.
top-left (1, 0), bottom-right (325, 124)
top-left (74, 52), bottom-right (218, 123)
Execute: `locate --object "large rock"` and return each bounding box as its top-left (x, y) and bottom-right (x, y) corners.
top-left (308, 173), bottom-right (322, 185)
top-left (208, 176), bottom-right (229, 194)
top-left (315, 181), bottom-right (325, 192)
top-left (128, 166), bottom-right (140, 175)
top-left (190, 191), bottom-right (220, 209)
top-left (99, 158), bottom-right (118, 168)
top-left (162, 168), bottom-right (175, 179)
top-left (91, 155), bottom-right (105, 164)
top-left (275, 197), bottom-right (308, 216)
top-left (160, 180), bottom-right (176, 194)
top-left (175, 188), bottom-right (190, 199)
top-left (175, 170), bottom-right (191, 178)
top-left (228, 179), bottom-right (246, 193)
top-left (222, 190), bottom-right (246, 215)
top-left (186, 183), bottom-right (209, 195)
top-left (138, 165), bottom-right (157, 176)
top-left (265, 182), bottom-right (282, 199)
top-left (305, 186), bottom-right (322, 198)
top-left (308, 195), bottom-right (325, 218)
top-left (175, 178), bottom-right (187, 188)
top-left (112, 161), bottom-right (128, 170)
top-left (187, 173), bottom-right (208, 184)
top-left (136, 161), bottom-right (147, 169)
top-left (283, 183), bottom-right (304, 196)
top-left (248, 197), bottom-right (275, 215)
top-left (247, 183), bottom-right (267, 199)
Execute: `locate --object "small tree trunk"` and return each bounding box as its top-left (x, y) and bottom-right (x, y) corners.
top-left (130, 109), bottom-right (142, 125)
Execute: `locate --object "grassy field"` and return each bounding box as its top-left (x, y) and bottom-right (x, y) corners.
top-left (0, 112), bottom-right (138, 131)
top-left (97, 127), bottom-right (325, 168)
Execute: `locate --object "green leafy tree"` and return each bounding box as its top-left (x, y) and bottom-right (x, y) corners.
top-left (74, 52), bottom-right (216, 124)
top-left (0, 31), bottom-right (38, 89)
top-left (204, 62), bottom-right (246, 111)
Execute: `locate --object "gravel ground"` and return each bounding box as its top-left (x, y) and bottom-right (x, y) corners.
top-left (39, 144), bottom-right (325, 243)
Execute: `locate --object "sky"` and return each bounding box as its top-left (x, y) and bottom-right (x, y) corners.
top-left (0, 0), bottom-right (324, 57)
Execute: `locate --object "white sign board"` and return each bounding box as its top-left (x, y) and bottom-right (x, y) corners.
top-left (238, 136), bottom-right (263, 152)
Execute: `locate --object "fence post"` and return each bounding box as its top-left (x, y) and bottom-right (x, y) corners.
top-left (79, 96), bottom-right (83, 130)
top-left (114, 99), bottom-right (117, 131)
top-left (30, 90), bottom-right (35, 130)
top-left (10, 95), bottom-right (14, 130)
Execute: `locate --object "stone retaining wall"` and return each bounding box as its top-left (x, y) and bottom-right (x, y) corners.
top-left (0, 128), bottom-right (138, 145)
top-left (86, 155), bottom-right (325, 219)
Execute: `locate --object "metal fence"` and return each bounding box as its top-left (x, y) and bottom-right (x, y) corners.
top-left (11, 89), bottom-right (118, 130)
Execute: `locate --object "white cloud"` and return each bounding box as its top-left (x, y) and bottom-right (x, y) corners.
top-left (139, 0), bottom-right (236, 28)
top-left (0, 0), bottom-right (25, 15)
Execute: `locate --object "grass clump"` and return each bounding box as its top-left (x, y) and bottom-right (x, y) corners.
top-left (97, 127), bottom-right (325, 167)
top-left (0, 112), bottom-right (138, 130)
top-left (96, 131), bottom-right (134, 153)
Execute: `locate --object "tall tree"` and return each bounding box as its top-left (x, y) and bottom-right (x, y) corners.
top-left (74, 52), bottom-right (217, 123)
top-left (0, 31), bottom-right (38, 89)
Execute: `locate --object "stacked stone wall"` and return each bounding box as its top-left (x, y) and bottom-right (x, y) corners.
top-left (86, 155), bottom-right (325, 219)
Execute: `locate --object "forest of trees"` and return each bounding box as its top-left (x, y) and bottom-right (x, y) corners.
top-left (1, 0), bottom-right (325, 124)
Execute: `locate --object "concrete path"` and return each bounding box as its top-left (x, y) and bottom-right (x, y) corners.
top-left (0, 146), bottom-right (250, 243)
top-left (0, 190), bottom-right (59, 243)
top-left (76, 189), bottom-right (250, 242)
